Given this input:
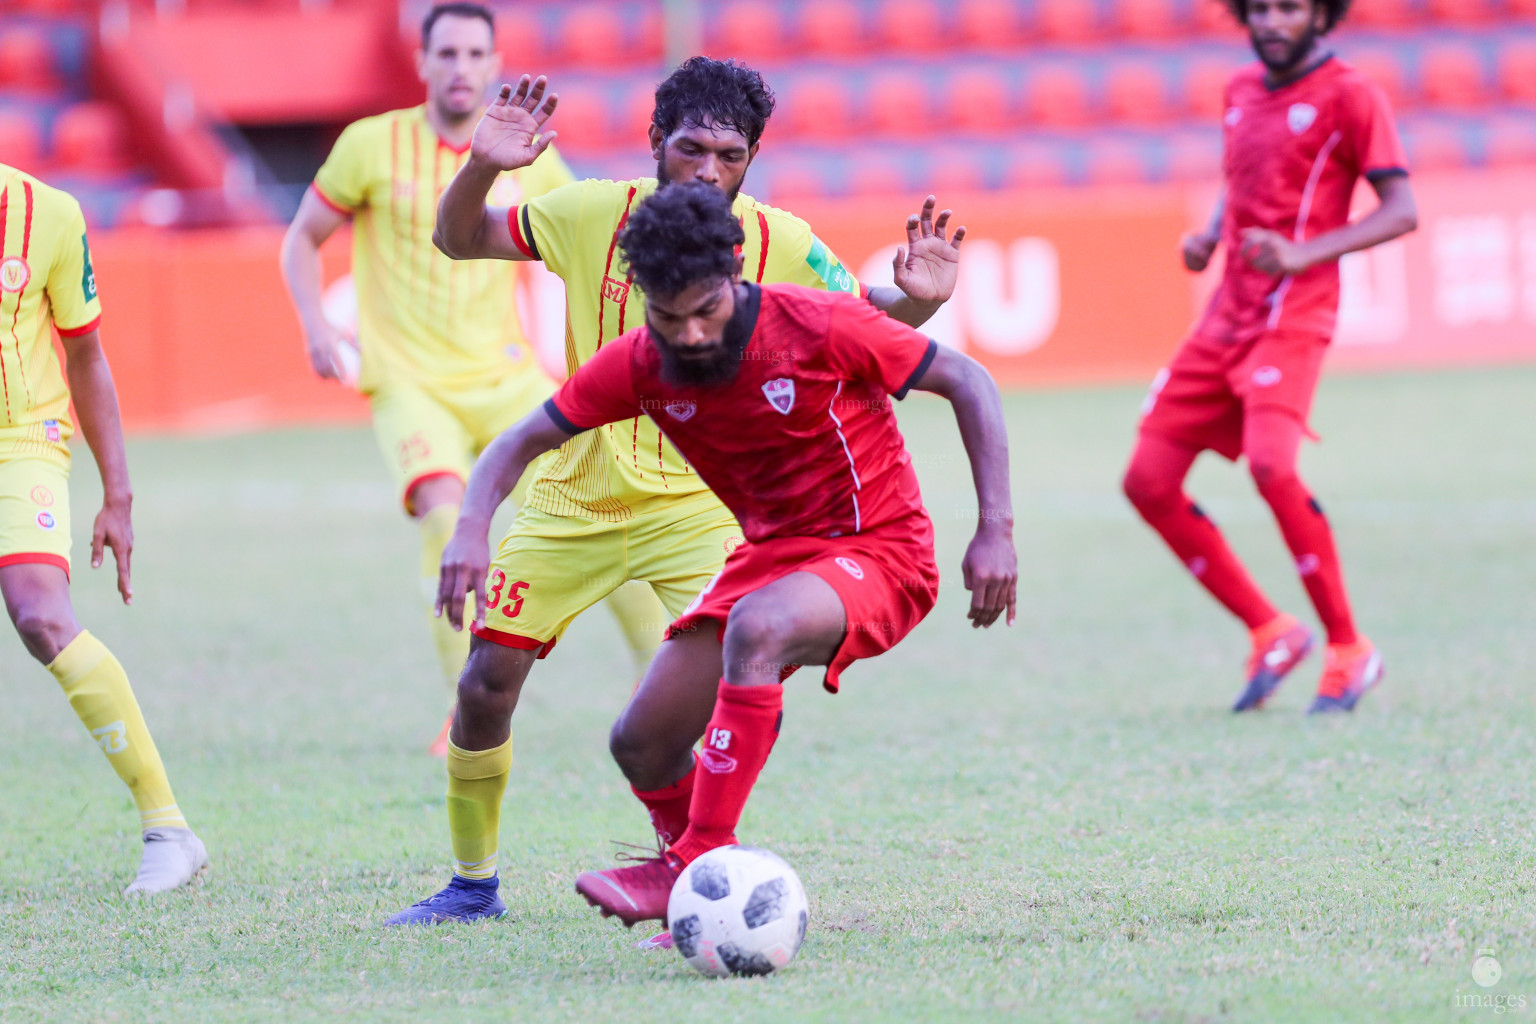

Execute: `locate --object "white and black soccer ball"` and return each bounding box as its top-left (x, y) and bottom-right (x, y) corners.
top-left (666, 845), bottom-right (809, 978)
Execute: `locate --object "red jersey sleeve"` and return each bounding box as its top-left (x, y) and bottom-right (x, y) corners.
top-left (824, 296), bottom-right (939, 399)
top-left (1341, 78), bottom-right (1409, 181)
top-left (547, 331), bottom-right (643, 431)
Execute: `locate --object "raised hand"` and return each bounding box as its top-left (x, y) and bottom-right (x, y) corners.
top-left (892, 196), bottom-right (966, 305)
top-left (470, 75), bottom-right (559, 172)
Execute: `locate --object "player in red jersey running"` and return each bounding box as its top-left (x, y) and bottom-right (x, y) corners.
top-left (1123, 0), bottom-right (1418, 714)
top-left (435, 182), bottom-right (1017, 926)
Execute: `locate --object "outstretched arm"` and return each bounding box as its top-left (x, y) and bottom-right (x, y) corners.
top-left (434, 75), bottom-right (560, 260)
top-left (910, 345), bottom-right (1016, 628)
top-left (61, 330), bottom-right (134, 604)
top-left (1240, 173), bottom-right (1417, 276)
top-left (437, 404), bottom-right (575, 628)
top-left (865, 196), bottom-right (966, 328)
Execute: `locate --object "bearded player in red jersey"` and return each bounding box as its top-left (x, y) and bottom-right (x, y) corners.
top-left (435, 182), bottom-right (1017, 926)
top-left (1123, 0), bottom-right (1418, 714)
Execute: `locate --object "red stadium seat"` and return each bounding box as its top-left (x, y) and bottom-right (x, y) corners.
top-left (847, 159), bottom-right (909, 197)
top-left (53, 102), bottom-right (129, 174)
top-left (618, 85), bottom-right (656, 149)
top-left (1421, 44), bottom-right (1489, 110)
top-left (957, 0), bottom-right (1026, 47)
top-left (877, 0), bottom-right (949, 54)
top-left (1351, 0), bottom-right (1417, 28)
top-left (1104, 62), bottom-right (1172, 125)
top-left (867, 71), bottom-right (931, 136)
top-left (1083, 139), bottom-right (1155, 185)
top-left (797, 0), bottom-right (869, 57)
top-left (0, 112), bottom-right (44, 173)
top-left (1510, 0), bottom-right (1536, 16)
top-left (1347, 49), bottom-right (1412, 110)
top-left (947, 67), bottom-right (1014, 132)
top-left (555, 4), bottom-right (628, 67)
top-left (547, 89), bottom-right (614, 151)
top-left (633, 6), bottom-right (665, 63)
top-left (1004, 144), bottom-right (1072, 189)
top-left (1183, 58), bottom-right (1240, 122)
top-left (781, 75), bottom-right (854, 141)
top-left (927, 154), bottom-right (988, 194)
top-left (493, 8), bottom-right (550, 70)
top-left (1036, 0), bottom-right (1100, 42)
top-left (1166, 132), bottom-right (1223, 181)
top-left (0, 28), bottom-right (57, 92)
top-left (770, 161), bottom-right (834, 201)
top-left (1194, 0), bottom-right (1238, 36)
top-left (1115, 0), bottom-right (1182, 40)
top-left (1404, 124), bottom-right (1469, 170)
top-left (1023, 65), bottom-right (1093, 128)
top-left (712, 1), bottom-right (787, 61)
top-left (1426, 0), bottom-right (1495, 23)
top-left (1497, 40), bottom-right (1536, 104)
top-left (1484, 116), bottom-right (1536, 166)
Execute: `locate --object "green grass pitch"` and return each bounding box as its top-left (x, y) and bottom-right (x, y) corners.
top-left (2, 367), bottom-right (1533, 1023)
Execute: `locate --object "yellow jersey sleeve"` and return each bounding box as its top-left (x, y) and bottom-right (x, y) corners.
top-left (514, 145), bottom-right (577, 201)
top-left (312, 118), bottom-right (377, 212)
top-left (755, 204), bottom-right (862, 295)
top-left (521, 178), bottom-right (625, 282)
top-left (46, 197), bottom-right (101, 336)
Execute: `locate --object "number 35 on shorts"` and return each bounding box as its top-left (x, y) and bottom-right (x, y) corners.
top-left (486, 569), bottom-right (529, 618)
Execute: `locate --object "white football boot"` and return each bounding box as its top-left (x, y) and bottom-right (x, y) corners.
top-left (124, 828), bottom-right (208, 895)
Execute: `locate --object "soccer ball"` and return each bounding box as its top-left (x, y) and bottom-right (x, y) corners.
top-left (666, 845), bottom-right (809, 978)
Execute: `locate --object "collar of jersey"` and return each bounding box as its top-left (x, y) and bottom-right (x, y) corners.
top-left (1263, 51), bottom-right (1335, 93)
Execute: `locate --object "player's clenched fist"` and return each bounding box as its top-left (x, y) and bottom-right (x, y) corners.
top-left (961, 526), bottom-right (1018, 629)
top-left (436, 524), bottom-right (492, 631)
top-left (1180, 231), bottom-right (1219, 273)
top-left (1239, 227), bottom-right (1309, 276)
top-left (470, 75), bottom-right (559, 172)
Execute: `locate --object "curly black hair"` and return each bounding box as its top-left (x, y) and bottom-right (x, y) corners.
top-left (421, 2), bottom-right (494, 47)
top-left (1219, 0), bottom-right (1353, 31)
top-left (651, 56), bottom-right (776, 148)
top-left (618, 182), bottom-right (745, 298)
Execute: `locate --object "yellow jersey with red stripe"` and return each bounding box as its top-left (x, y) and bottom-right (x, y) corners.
top-left (509, 177), bottom-right (863, 521)
top-left (311, 105), bottom-right (573, 393)
top-left (0, 164), bottom-right (101, 458)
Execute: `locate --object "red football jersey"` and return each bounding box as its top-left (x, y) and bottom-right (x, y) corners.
top-left (547, 283), bottom-right (938, 543)
top-left (1198, 56), bottom-right (1408, 343)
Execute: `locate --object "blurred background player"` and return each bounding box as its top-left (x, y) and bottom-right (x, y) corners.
top-left (1122, 0), bottom-right (1417, 715)
top-left (280, 2), bottom-right (667, 755)
top-left (420, 182), bottom-right (1015, 927)
top-left (385, 58), bottom-right (963, 926)
top-left (0, 163), bottom-right (207, 893)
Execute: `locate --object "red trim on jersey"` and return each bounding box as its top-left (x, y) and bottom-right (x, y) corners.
top-left (310, 183), bottom-right (352, 215)
top-left (507, 206), bottom-right (537, 259)
top-left (858, 280), bottom-right (869, 301)
top-left (469, 621), bottom-right (557, 657)
top-left (13, 181), bottom-right (32, 407)
top-left (755, 210), bottom-right (769, 283)
top-left (56, 314), bottom-right (101, 338)
top-left (402, 470), bottom-right (463, 514)
top-left (434, 131), bottom-right (471, 156)
top-left (595, 185), bottom-right (638, 351)
top-left (409, 124), bottom-right (421, 305)
top-left (0, 552), bottom-right (70, 579)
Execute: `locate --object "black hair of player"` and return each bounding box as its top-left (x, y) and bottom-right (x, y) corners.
top-left (421, 2), bottom-right (495, 48)
top-left (618, 182), bottom-right (745, 299)
top-left (1219, 0), bottom-right (1353, 32)
top-left (652, 56), bottom-right (776, 148)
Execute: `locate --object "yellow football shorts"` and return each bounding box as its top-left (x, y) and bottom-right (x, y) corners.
top-left (0, 450), bottom-right (73, 575)
top-left (369, 367), bottom-right (555, 513)
top-left (470, 492), bottom-right (743, 656)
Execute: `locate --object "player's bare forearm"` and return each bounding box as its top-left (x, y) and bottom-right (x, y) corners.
top-left (281, 191), bottom-right (345, 335)
top-left (865, 286), bottom-right (942, 329)
top-left (1293, 174), bottom-right (1418, 270)
top-left (62, 331), bottom-right (131, 504)
top-left (434, 157), bottom-right (523, 261)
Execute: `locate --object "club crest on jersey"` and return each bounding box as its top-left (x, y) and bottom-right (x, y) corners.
top-left (0, 256), bottom-right (30, 293)
top-left (762, 378), bottom-right (795, 415)
top-left (1288, 103), bottom-right (1317, 135)
top-left (1252, 365), bottom-right (1283, 387)
top-left (664, 400), bottom-right (696, 421)
top-left (835, 557), bottom-right (865, 580)
top-left (30, 485), bottom-right (53, 507)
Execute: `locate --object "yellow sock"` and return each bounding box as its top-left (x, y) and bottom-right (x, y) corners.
top-left (446, 736), bottom-right (511, 880)
top-left (49, 631), bottom-right (187, 833)
top-left (603, 581), bottom-right (667, 677)
top-left (420, 504), bottom-right (471, 696)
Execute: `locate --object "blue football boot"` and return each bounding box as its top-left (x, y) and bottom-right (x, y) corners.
top-left (385, 875), bottom-right (506, 926)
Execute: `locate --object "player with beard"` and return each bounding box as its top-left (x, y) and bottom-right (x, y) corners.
top-left (1122, 0), bottom-right (1417, 713)
top-left (429, 181), bottom-right (1017, 929)
top-left (385, 57), bottom-right (963, 927)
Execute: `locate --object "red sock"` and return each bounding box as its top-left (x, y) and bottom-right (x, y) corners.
top-left (1125, 434), bottom-right (1279, 630)
top-left (1246, 410), bottom-right (1358, 646)
top-left (632, 756), bottom-right (696, 846)
top-left (669, 681), bottom-right (782, 865)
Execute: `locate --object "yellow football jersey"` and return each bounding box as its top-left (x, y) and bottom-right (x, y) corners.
top-left (0, 164), bottom-right (102, 456)
top-left (312, 105), bottom-right (573, 393)
top-left (513, 178), bottom-right (863, 521)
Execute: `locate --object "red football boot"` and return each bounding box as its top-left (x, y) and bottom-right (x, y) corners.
top-left (1232, 613), bottom-right (1315, 712)
top-left (574, 853), bottom-right (683, 927)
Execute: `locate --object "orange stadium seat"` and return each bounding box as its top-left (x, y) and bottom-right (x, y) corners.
top-left (1351, 0), bottom-right (1417, 28)
top-left (1084, 139), bottom-right (1153, 185)
top-left (957, 0), bottom-right (1026, 47)
top-left (713, 1), bottom-right (787, 61)
top-left (0, 28), bottom-right (58, 92)
top-left (547, 89), bottom-right (613, 150)
top-left (947, 67), bottom-right (1014, 132)
top-left (1036, 0), bottom-right (1100, 43)
top-left (555, 4), bottom-right (628, 66)
top-left (1183, 58), bottom-right (1240, 121)
top-left (1426, 0), bottom-right (1495, 23)
top-left (781, 75), bottom-right (854, 141)
top-left (797, 0), bottom-right (869, 57)
top-left (1497, 40), bottom-right (1536, 104)
top-left (1405, 124), bottom-right (1470, 170)
top-left (1347, 49), bottom-right (1411, 110)
top-left (1421, 44), bottom-right (1489, 110)
top-left (877, 0), bottom-right (949, 53)
top-left (1115, 0), bottom-right (1181, 40)
top-left (1004, 144), bottom-right (1072, 188)
top-left (866, 71), bottom-right (931, 136)
top-left (54, 102), bottom-right (129, 175)
top-left (1105, 62), bottom-right (1172, 124)
top-left (1023, 65), bottom-right (1093, 128)
top-left (847, 159), bottom-right (909, 197)
top-left (1166, 133), bottom-right (1224, 181)
top-left (0, 112), bottom-right (44, 173)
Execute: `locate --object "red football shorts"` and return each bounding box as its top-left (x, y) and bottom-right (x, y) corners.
top-left (1137, 330), bottom-right (1329, 460)
top-left (668, 514), bottom-right (939, 693)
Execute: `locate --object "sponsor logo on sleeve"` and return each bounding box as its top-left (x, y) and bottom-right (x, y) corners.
top-left (80, 234), bottom-right (96, 302)
top-left (762, 378), bottom-right (795, 414)
top-left (805, 237), bottom-right (858, 295)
